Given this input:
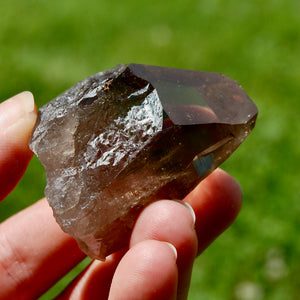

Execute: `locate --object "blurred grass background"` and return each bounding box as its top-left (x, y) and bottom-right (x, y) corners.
top-left (0, 0), bottom-right (299, 299)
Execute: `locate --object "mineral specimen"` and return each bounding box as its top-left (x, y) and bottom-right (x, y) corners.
top-left (29, 64), bottom-right (258, 260)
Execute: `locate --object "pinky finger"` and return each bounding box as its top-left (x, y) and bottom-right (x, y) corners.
top-left (109, 240), bottom-right (178, 300)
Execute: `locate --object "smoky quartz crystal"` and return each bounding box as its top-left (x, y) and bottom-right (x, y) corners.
top-left (29, 64), bottom-right (258, 259)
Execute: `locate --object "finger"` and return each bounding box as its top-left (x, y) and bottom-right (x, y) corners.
top-left (130, 200), bottom-right (197, 300)
top-left (0, 92), bottom-right (37, 201)
top-left (0, 198), bottom-right (85, 300)
top-left (184, 168), bottom-right (242, 254)
top-left (108, 240), bottom-right (178, 300)
top-left (55, 250), bottom-right (125, 300)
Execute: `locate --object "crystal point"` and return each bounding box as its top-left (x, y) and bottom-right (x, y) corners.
top-left (29, 64), bottom-right (257, 259)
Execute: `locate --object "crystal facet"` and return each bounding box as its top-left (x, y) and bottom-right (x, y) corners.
top-left (29, 64), bottom-right (258, 259)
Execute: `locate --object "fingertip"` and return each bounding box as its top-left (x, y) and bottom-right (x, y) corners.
top-left (2, 91), bottom-right (37, 147)
top-left (130, 199), bottom-right (198, 261)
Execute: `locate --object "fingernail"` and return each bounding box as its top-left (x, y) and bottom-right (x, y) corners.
top-left (174, 200), bottom-right (196, 225)
top-left (163, 242), bottom-right (178, 261)
top-left (0, 91), bottom-right (35, 131)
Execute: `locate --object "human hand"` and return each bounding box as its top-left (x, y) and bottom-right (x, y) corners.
top-left (0, 92), bottom-right (242, 300)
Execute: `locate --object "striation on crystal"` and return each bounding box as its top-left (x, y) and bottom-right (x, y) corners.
top-left (29, 64), bottom-right (258, 259)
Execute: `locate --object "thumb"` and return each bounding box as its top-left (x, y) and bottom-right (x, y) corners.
top-left (0, 92), bottom-right (37, 201)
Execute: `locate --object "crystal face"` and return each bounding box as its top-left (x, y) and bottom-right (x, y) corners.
top-left (29, 64), bottom-right (258, 259)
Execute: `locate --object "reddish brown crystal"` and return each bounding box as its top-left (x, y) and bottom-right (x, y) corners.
top-left (29, 64), bottom-right (257, 259)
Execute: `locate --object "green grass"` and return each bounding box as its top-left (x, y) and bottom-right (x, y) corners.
top-left (1, 0), bottom-right (299, 299)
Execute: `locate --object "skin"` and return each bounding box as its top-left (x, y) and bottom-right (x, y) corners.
top-left (0, 92), bottom-right (242, 300)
